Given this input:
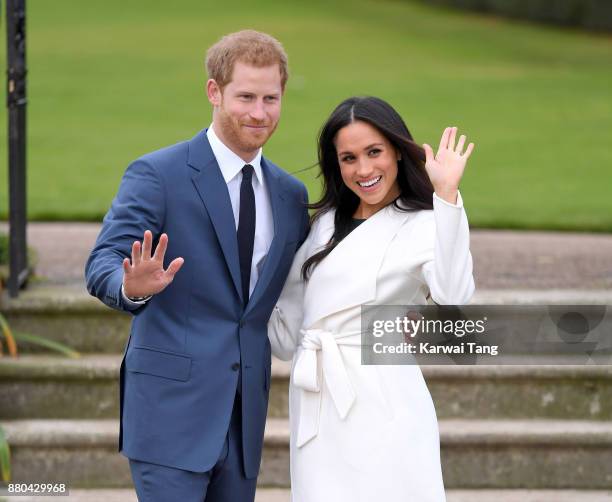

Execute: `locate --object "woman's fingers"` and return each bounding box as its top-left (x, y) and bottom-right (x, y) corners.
top-left (463, 142), bottom-right (475, 159)
top-left (455, 134), bottom-right (466, 154)
top-left (448, 127), bottom-right (457, 151)
top-left (437, 127), bottom-right (450, 154)
top-left (423, 144), bottom-right (435, 166)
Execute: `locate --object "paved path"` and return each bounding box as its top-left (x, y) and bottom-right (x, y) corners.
top-left (1, 222), bottom-right (611, 290)
top-left (4, 489), bottom-right (612, 502)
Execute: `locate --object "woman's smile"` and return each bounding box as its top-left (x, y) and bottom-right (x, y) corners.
top-left (356, 175), bottom-right (382, 191)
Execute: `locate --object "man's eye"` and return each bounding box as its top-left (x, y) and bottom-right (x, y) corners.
top-left (265, 96), bottom-right (278, 102)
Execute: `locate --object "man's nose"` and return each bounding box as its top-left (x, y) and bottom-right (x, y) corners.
top-left (249, 101), bottom-right (266, 121)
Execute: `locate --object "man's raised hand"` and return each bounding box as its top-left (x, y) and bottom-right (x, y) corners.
top-left (122, 230), bottom-right (184, 298)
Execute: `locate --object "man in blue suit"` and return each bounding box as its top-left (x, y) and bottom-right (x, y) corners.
top-left (85, 30), bottom-right (309, 502)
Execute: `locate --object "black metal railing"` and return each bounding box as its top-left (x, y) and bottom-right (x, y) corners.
top-left (6, 0), bottom-right (28, 297)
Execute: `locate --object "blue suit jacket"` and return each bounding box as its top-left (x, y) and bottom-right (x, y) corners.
top-left (85, 130), bottom-right (309, 478)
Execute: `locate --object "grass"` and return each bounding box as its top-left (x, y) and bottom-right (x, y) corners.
top-left (0, 0), bottom-right (611, 230)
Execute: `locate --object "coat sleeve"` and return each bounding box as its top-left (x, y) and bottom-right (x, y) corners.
top-left (267, 228), bottom-right (313, 361)
top-left (85, 159), bottom-right (165, 314)
top-left (421, 191), bottom-right (475, 305)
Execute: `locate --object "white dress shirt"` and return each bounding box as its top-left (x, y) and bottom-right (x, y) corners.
top-left (206, 124), bottom-right (275, 297)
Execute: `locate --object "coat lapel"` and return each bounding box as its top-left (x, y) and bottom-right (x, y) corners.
top-left (244, 157), bottom-right (288, 316)
top-left (188, 130), bottom-right (243, 303)
top-left (303, 204), bottom-right (413, 327)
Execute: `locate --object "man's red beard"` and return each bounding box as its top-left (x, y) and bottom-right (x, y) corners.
top-left (216, 110), bottom-right (278, 155)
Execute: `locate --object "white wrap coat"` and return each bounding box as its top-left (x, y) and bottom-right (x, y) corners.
top-left (268, 192), bottom-right (475, 502)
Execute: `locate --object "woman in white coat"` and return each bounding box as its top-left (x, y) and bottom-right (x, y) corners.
top-left (268, 96), bottom-right (475, 502)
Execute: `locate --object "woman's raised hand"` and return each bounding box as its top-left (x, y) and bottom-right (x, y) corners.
top-left (423, 127), bottom-right (474, 204)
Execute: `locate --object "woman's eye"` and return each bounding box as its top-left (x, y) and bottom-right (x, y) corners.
top-left (368, 149), bottom-right (381, 156)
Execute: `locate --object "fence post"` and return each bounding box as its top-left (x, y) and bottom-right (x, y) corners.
top-left (6, 0), bottom-right (29, 297)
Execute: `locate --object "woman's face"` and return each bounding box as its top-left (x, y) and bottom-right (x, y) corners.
top-left (334, 120), bottom-right (401, 219)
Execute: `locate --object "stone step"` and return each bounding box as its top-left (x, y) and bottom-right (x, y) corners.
top-left (270, 358), bottom-right (612, 421)
top-left (2, 285), bottom-right (130, 354)
top-left (3, 488), bottom-right (612, 502)
top-left (3, 284), bottom-right (611, 354)
top-left (1, 418), bottom-right (612, 489)
top-left (2, 355), bottom-right (611, 420)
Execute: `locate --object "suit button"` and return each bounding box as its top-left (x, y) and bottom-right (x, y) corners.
top-left (231, 363), bottom-right (240, 371)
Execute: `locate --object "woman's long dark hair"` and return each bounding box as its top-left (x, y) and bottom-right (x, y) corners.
top-left (301, 96), bottom-right (434, 280)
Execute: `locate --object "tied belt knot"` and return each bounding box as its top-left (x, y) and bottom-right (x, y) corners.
top-left (292, 328), bottom-right (361, 447)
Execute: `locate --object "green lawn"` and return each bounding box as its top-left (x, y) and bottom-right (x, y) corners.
top-left (1, 0), bottom-right (611, 230)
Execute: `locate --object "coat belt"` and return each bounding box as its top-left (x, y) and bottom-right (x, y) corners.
top-left (292, 328), bottom-right (362, 447)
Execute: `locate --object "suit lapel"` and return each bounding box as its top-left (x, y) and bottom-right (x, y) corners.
top-left (188, 130), bottom-right (243, 303)
top-left (303, 205), bottom-right (413, 327)
top-left (244, 157), bottom-right (288, 316)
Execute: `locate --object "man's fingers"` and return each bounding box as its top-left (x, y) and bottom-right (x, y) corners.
top-left (164, 257), bottom-right (185, 282)
top-left (153, 233), bottom-right (168, 262)
top-left (131, 240), bottom-right (141, 266)
top-left (142, 230), bottom-right (153, 260)
top-left (122, 257), bottom-right (132, 275)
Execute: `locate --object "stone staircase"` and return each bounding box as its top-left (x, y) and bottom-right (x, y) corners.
top-left (2, 285), bottom-right (612, 501)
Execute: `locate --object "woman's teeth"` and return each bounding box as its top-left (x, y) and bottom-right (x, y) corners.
top-left (357, 176), bottom-right (381, 188)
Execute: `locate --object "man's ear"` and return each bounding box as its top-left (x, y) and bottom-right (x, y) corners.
top-left (206, 79), bottom-right (222, 107)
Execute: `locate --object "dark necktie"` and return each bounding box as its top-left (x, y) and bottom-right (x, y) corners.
top-left (237, 164), bottom-right (256, 306)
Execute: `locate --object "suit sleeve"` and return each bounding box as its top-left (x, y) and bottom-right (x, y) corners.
top-left (421, 191), bottom-right (475, 305)
top-left (85, 159), bottom-right (165, 314)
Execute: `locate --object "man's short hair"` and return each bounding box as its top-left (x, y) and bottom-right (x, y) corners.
top-left (206, 30), bottom-right (289, 90)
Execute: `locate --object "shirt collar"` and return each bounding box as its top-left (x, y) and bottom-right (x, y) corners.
top-left (207, 124), bottom-right (263, 185)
